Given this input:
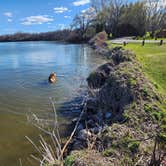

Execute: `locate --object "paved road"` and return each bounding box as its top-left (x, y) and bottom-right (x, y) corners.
top-left (111, 37), bottom-right (166, 44)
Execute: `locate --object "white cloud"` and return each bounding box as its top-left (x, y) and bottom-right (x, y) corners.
top-left (7, 19), bottom-right (12, 22)
top-left (73, 0), bottom-right (90, 6)
top-left (54, 7), bottom-right (68, 13)
top-left (3, 12), bottom-right (13, 17)
top-left (64, 15), bottom-right (71, 19)
top-left (21, 15), bottom-right (54, 25)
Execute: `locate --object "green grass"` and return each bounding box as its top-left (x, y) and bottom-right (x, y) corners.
top-left (107, 41), bottom-right (166, 96)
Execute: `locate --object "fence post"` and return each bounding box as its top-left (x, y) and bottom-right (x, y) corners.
top-left (123, 41), bottom-right (126, 46)
top-left (142, 40), bottom-right (145, 46)
top-left (159, 40), bottom-right (163, 46)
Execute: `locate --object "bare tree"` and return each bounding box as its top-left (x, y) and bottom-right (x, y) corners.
top-left (72, 7), bottom-right (96, 39)
top-left (91, 0), bottom-right (111, 12)
top-left (145, 0), bottom-right (166, 37)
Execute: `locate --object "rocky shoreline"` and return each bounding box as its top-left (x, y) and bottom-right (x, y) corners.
top-left (65, 32), bottom-right (166, 166)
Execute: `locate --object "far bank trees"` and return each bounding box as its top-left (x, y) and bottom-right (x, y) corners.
top-left (72, 0), bottom-right (166, 38)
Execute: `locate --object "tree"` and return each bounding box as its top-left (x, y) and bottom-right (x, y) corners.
top-left (71, 7), bottom-right (96, 40)
top-left (119, 2), bottom-right (147, 36)
top-left (91, 0), bottom-right (127, 37)
top-left (145, 0), bottom-right (166, 37)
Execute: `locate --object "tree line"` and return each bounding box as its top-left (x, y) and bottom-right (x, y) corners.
top-left (72, 0), bottom-right (166, 39)
top-left (0, 0), bottom-right (165, 42)
top-left (0, 29), bottom-right (84, 43)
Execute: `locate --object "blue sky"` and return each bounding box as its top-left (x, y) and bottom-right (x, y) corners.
top-left (0, 0), bottom-right (91, 34)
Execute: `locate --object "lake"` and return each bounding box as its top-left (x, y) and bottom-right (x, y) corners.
top-left (0, 41), bottom-right (106, 166)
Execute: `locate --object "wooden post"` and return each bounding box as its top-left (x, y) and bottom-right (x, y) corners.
top-left (123, 41), bottom-right (126, 46)
top-left (142, 40), bottom-right (145, 46)
top-left (159, 40), bottom-right (163, 46)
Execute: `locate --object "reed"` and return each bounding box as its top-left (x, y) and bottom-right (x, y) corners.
top-left (26, 95), bottom-right (88, 166)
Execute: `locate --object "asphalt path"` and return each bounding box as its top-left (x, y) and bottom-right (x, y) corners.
top-left (111, 37), bottom-right (166, 44)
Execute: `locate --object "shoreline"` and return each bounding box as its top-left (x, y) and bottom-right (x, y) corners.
top-left (64, 32), bottom-right (166, 165)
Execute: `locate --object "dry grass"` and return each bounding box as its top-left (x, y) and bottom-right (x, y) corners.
top-left (26, 94), bottom-right (88, 166)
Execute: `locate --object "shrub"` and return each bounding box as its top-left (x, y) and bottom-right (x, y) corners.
top-left (151, 111), bottom-right (161, 121)
top-left (97, 31), bottom-right (108, 41)
top-left (64, 156), bottom-right (75, 166)
top-left (128, 141), bottom-right (140, 153)
top-left (162, 117), bottom-right (166, 125)
top-left (143, 32), bottom-right (151, 39)
top-left (103, 148), bottom-right (115, 157)
top-left (158, 133), bottom-right (166, 143)
top-left (144, 104), bottom-right (153, 112)
top-left (109, 33), bottom-right (113, 38)
top-left (128, 78), bottom-right (137, 86)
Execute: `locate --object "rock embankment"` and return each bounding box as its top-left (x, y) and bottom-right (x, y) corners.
top-left (65, 32), bottom-right (166, 166)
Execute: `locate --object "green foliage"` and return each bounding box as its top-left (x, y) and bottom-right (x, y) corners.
top-left (109, 33), bottom-right (113, 38)
top-left (162, 117), bottom-right (166, 125)
top-left (102, 148), bottom-right (115, 157)
top-left (128, 78), bottom-right (137, 86)
top-left (118, 132), bottom-right (140, 153)
top-left (123, 112), bottom-right (131, 121)
top-left (152, 82), bottom-right (159, 89)
top-left (144, 104), bottom-right (153, 113)
top-left (161, 125), bottom-right (166, 132)
top-left (128, 141), bottom-right (140, 153)
top-left (142, 86), bottom-right (151, 97)
top-left (120, 156), bottom-right (134, 166)
top-left (151, 111), bottom-right (161, 121)
top-left (158, 133), bottom-right (166, 143)
top-left (143, 32), bottom-right (151, 39)
top-left (119, 134), bottom-right (133, 148)
top-left (65, 155), bottom-right (75, 166)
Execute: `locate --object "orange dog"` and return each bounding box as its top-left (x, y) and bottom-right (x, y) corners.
top-left (48, 72), bottom-right (56, 83)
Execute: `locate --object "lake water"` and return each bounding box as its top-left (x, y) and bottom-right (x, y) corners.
top-left (0, 42), bottom-right (106, 166)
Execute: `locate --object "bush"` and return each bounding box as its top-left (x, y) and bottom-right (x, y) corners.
top-left (64, 156), bottom-right (75, 166)
top-left (109, 33), bottom-right (113, 38)
top-left (144, 104), bottom-right (153, 113)
top-left (97, 31), bottom-right (108, 41)
top-left (103, 148), bottom-right (115, 157)
top-left (143, 32), bottom-right (151, 39)
top-left (151, 111), bottom-right (161, 121)
top-left (128, 141), bottom-right (140, 153)
top-left (158, 133), bottom-right (166, 143)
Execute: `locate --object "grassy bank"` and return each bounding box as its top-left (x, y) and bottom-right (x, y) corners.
top-left (107, 41), bottom-right (166, 96)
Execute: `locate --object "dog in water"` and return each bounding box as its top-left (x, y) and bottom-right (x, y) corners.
top-left (48, 72), bottom-right (56, 83)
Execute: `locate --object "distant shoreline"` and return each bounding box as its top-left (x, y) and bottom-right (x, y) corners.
top-left (0, 30), bottom-right (88, 44)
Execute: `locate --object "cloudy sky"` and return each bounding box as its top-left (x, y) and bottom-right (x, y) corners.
top-left (0, 0), bottom-right (91, 34)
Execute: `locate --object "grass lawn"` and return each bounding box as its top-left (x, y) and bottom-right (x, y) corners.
top-left (107, 41), bottom-right (166, 96)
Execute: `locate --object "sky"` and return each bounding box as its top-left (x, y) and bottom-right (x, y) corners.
top-left (0, 0), bottom-right (91, 35)
top-left (0, 0), bottom-right (165, 35)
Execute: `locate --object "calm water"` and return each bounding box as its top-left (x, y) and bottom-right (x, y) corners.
top-left (0, 41), bottom-right (106, 166)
